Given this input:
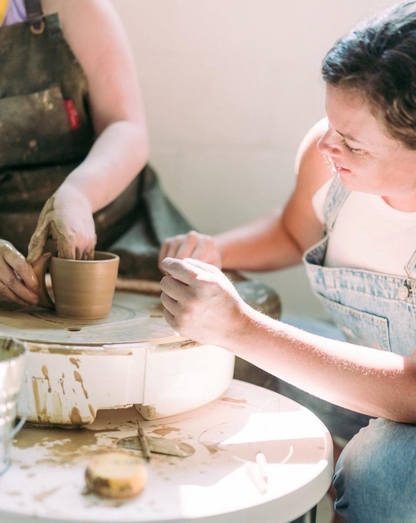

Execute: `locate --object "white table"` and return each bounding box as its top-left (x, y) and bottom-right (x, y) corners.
top-left (0, 380), bottom-right (333, 523)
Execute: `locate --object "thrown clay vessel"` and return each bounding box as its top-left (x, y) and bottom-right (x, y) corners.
top-left (32, 252), bottom-right (119, 320)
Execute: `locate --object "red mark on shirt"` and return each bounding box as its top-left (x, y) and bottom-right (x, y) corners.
top-left (64, 100), bottom-right (79, 130)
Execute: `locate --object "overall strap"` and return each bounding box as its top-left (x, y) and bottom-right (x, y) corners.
top-left (322, 175), bottom-right (351, 232)
top-left (24, 0), bottom-right (44, 32)
top-left (404, 251), bottom-right (416, 280)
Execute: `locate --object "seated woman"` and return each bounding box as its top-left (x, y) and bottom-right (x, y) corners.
top-left (159, 2), bottom-right (416, 521)
top-left (0, 0), bottom-right (150, 306)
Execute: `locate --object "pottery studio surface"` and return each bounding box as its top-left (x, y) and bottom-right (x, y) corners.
top-left (0, 286), bottom-right (235, 425)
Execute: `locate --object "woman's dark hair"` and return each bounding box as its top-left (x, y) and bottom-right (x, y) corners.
top-left (322, 1), bottom-right (416, 149)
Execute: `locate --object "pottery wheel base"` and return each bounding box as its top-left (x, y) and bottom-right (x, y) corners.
top-left (0, 289), bottom-right (235, 426)
top-left (0, 292), bottom-right (173, 346)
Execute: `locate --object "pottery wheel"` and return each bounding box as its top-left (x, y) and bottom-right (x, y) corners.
top-left (0, 291), bottom-right (176, 346)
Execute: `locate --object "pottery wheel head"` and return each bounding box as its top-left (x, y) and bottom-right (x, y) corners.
top-left (0, 292), bottom-right (173, 346)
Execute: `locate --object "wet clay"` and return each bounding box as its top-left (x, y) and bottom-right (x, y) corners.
top-left (13, 425), bottom-right (121, 466)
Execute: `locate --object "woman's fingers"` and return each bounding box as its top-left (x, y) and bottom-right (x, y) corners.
top-left (175, 231), bottom-right (199, 259)
top-left (162, 306), bottom-right (176, 329)
top-left (161, 257), bottom-right (206, 286)
top-left (2, 242), bottom-right (38, 290)
top-left (160, 291), bottom-right (179, 316)
top-left (160, 274), bottom-right (190, 301)
top-left (0, 255), bottom-right (38, 305)
top-left (0, 282), bottom-right (30, 307)
top-left (28, 191), bottom-right (97, 262)
top-left (181, 257), bottom-right (221, 274)
top-left (159, 232), bottom-right (221, 272)
top-left (164, 240), bottom-right (184, 261)
top-left (159, 232), bottom-right (202, 268)
top-left (159, 256), bottom-right (242, 346)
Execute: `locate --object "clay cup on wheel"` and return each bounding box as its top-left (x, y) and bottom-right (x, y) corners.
top-left (31, 252), bottom-right (120, 320)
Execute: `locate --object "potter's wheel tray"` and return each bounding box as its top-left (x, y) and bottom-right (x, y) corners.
top-left (0, 291), bottom-right (174, 346)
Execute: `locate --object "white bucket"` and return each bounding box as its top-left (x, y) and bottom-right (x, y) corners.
top-left (0, 337), bottom-right (27, 476)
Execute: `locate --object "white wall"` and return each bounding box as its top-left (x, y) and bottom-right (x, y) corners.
top-left (111, 0), bottom-right (393, 319)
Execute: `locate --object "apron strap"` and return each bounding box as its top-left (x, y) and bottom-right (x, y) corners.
top-left (323, 175), bottom-right (350, 232)
top-left (24, 0), bottom-right (43, 27)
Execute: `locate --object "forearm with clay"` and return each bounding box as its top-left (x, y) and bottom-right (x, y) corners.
top-left (58, 119), bottom-right (149, 213)
top-left (27, 120), bottom-right (149, 262)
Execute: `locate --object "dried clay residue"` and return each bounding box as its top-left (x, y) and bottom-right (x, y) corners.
top-left (151, 426), bottom-right (181, 437)
top-left (34, 486), bottom-right (61, 502)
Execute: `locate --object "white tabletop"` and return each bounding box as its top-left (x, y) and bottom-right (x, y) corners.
top-left (0, 380), bottom-right (333, 523)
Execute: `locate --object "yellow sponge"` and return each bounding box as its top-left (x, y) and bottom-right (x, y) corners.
top-left (85, 452), bottom-right (147, 499)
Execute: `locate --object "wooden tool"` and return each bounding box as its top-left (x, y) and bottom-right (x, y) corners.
top-left (137, 421), bottom-right (151, 462)
top-left (117, 435), bottom-right (195, 458)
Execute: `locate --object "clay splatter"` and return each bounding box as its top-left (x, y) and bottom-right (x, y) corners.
top-left (41, 365), bottom-right (51, 393)
top-left (152, 427), bottom-right (181, 437)
top-left (31, 377), bottom-right (48, 422)
top-left (88, 404), bottom-right (96, 420)
top-left (58, 373), bottom-right (65, 395)
top-left (69, 358), bottom-right (81, 369)
top-left (69, 407), bottom-right (83, 425)
top-left (74, 371), bottom-right (89, 399)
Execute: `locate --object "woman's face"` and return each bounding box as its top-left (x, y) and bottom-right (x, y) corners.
top-left (317, 85), bottom-right (416, 211)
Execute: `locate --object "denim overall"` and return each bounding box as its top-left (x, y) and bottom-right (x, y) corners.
top-left (304, 176), bottom-right (416, 356)
top-left (0, 0), bottom-right (192, 280)
top-left (302, 176), bottom-right (416, 522)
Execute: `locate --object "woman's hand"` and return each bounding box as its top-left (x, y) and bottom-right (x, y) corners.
top-left (0, 240), bottom-right (39, 306)
top-left (27, 185), bottom-right (97, 263)
top-left (160, 257), bottom-right (246, 346)
top-left (158, 231), bottom-right (222, 272)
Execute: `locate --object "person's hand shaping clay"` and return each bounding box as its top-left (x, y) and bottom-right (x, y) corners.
top-left (158, 231), bottom-right (222, 272)
top-left (27, 185), bottom-right (97, 263)
top-left (160, 257), bottom-right (244, 346)
top-left (0, 240), bottom-right (39, 306)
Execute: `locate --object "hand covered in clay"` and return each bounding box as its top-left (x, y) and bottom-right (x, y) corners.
top-left (158, 231), bottom-right (222, 272)
top-left (0, 240), bottom-right (39, 306)
top-left (27, 185), bottom-right (97, 263)
top-left (160, 257), bottom-right (245, 346)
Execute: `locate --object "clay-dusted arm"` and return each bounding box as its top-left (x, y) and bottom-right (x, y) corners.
top-left (47, 0), bottom-right (149, 212)
top-left (28, 0), bottom-right (149, 262)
